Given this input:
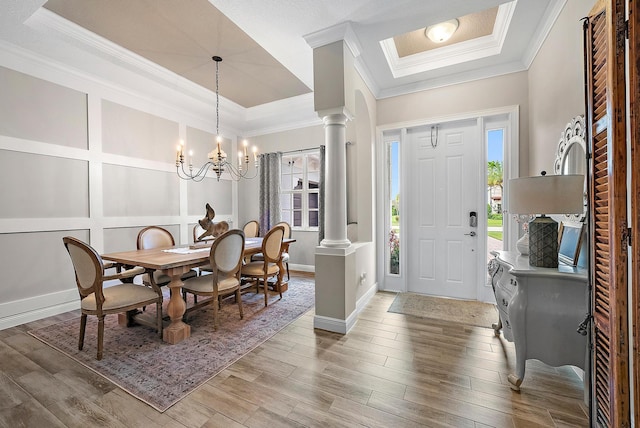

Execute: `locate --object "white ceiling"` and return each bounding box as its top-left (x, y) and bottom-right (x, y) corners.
top-left (0, 0), bottom-right (565, 134)
top-left (209, 0), bottom-right (564, 98)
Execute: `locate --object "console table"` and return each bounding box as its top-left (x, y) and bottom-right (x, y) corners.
top-left (488, 250), bottom-right (588, 391)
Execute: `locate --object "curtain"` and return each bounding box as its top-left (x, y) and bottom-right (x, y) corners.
top-left (318, 145), bottom-right (325, 244)
top-left (258, 152), bottom-right (282, 236)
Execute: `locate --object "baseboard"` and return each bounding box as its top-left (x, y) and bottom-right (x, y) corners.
top-left (356, 282), bottom-right (377, 313)
top-left (289, 263), bottom-right (315, 273)
top-left (313, 312), bottom-right (358, 334)
top-left (313, 282), bottom-right (377, 334)
top-left (0, 289), bottom-right (79, 331)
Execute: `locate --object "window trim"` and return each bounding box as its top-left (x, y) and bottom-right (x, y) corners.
top-left (281, 150), bottom-right (320, 231)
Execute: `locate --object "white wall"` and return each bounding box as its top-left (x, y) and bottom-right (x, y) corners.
top-left (0, 48), bottom-right (237, 330)
top-left (377, 71), bottom-right (530, 176)
top-left (528, 0), bottom-right (592, 176)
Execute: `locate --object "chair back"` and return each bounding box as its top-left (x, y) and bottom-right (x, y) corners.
top-left (62, 236), bottom-right (104, 302)
top-left (137, 226), bottom-right (175, 250)
top-left (262, 225), bottom-right (285, 263)
top-left (210, 229), bottom-right (245, 276)
top-left (274, 221), bottom-right (291, 239)
top-left (243, 220), bottom-right (260, 237)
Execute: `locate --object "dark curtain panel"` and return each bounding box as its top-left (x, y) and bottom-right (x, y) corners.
top-left (259, 152), bottom-right (282, 236)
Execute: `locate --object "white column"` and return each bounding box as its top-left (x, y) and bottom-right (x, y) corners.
top-left (320, 113), bottom-right (351, 248)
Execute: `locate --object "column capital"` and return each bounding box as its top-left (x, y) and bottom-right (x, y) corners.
top-left (317, 107), bottom-right (353, 123)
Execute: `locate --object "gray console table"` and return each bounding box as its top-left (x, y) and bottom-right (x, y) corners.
top-left (488, 251), bottom-right (588, 391)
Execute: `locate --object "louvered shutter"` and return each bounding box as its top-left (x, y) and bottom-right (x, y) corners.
top-left (629, 0), bottom-right (640, 424)
top-left (585, 1), bottom-right (630, 426)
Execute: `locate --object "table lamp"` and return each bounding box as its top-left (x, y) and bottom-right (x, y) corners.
top-left (508, 172), bottom-right (584, 267)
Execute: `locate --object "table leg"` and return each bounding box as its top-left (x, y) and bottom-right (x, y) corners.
top-left (276, 258), bottom-right (288, 292)
top-left (162, 271), bottom-right (191, 344)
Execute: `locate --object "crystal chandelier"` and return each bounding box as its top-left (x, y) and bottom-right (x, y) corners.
top-left (175, 56), bottom-right (258, 182)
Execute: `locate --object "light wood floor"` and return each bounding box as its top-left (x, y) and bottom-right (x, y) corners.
top-left (0, 272), bottom-right (589, 427)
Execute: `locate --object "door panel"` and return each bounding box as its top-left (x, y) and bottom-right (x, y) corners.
top-left (408, 119), bottom-right (479, 299)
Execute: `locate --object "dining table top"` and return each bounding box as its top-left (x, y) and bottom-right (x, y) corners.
top-left (101, 237), bottom-right (295, 271)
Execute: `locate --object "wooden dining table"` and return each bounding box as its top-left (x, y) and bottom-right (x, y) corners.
top-left (101, 237), bottom-right (295, 344)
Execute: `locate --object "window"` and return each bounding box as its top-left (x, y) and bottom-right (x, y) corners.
top-left (281, 151), bottom-right (320, 229)
top-left (388, 141), bottom-right (400, 275)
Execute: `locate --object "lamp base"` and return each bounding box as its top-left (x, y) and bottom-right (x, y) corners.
top-left (528, 216), bottom-right (558, 268)
top-left (516, 232), bottom-right (529, 255)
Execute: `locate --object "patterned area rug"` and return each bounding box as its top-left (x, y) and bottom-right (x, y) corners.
top-left (388, 292), bottom-right (497, 328)
top-left (29, 278), bottom-right (315, 412)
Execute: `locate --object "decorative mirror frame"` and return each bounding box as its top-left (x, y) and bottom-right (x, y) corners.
top-left (553, 114), bottom-right (587, 222)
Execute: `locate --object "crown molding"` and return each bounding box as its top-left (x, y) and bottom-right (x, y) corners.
top-left (521, 0), bottom-right (567, 67)
top-left (242, 93), bottom-right (322, 137)
top-left (377, 59), bottom-right (527, 100)
top-left (24, 7), bottom-right (245, 135)
top-left (304, 21), bottom-right (362, 59)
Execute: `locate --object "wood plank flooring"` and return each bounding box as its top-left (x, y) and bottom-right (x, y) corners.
top-left (0, 272), bottom-right (589, 427)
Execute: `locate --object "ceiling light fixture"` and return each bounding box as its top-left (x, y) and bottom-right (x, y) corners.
top-left (175, 56), bottom-right (258, 182)
top-left (425, 19), bottom-right (459, 43)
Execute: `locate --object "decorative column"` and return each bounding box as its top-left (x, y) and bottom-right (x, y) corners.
top-left (320, 113), bottom-right (351, 248)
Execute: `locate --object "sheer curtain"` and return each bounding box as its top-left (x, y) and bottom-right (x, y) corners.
top-left (258, 152), bottom-right (282, 236)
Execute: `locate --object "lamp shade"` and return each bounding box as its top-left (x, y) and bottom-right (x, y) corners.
top-left (508, 174), bottom-right (584, 215)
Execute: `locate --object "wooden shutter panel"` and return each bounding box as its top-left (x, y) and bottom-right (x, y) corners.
top-left (585, 0), bottom-right (630, 426)
top-left (629, 0), bottom-right (640, 424)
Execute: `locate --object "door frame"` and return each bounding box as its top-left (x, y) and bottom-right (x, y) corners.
top-left (376, 105), bottom-right (519, 302)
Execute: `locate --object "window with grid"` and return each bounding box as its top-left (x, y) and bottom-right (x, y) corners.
top-left (281, 151), bottom-right (320, 230)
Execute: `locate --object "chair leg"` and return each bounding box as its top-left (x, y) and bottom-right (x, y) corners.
top-left (213, 290), bottom-right (219, 331)
top-left (286, 262), bottom-right (290, 281)
top-left (263, 274), bottom-right (268, 306)
top-left (236, 289), bottom-right (244, 319)
top-left (156, 301), bottom-right (163, 338)
top-left (97, 315), bottom-right (105, 360)
top-left (277, 273), bottom-right (283, 300)
top-left (78, 313), bottom-right (87, 350)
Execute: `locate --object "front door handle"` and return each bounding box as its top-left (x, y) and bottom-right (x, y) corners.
top-left (464, 231), bottom-right (476, 237)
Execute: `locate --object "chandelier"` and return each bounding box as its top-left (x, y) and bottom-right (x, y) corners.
top-left (175, 56), bottom-right (259, 182)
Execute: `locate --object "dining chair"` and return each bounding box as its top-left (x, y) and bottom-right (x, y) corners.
top-left (193, 222), bottom-right (231, 275)
top-left (181, 229), bottom-right (246, 330)
top-left (242, 220), bottom-right (260, 238)
top-left (62, 236), bottom-right (163, 360)
top-left (241, 225), bottom-right (284, 306)
top-left (136, 226), bottom-right (197, 287)
top-left (251, 221), bottom-right (291, 280)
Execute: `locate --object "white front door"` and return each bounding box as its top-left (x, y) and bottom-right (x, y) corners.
top-left (407, 119), bottom-right (480, 299)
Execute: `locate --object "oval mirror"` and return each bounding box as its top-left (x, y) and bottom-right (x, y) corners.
top-left (553, 115), bottom-right (587, 221)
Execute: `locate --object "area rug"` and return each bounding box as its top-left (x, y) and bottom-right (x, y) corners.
top-left (29, 278), bottom-right (315, 412)
top-left (388, 292), bottom-right (497, 328)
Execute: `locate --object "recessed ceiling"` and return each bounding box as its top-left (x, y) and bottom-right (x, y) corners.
top-left (0, 0), bottom-right (565, 117)
top-left (393, 7), bottom-right (498, 58)
top-left (43, 0), bottom-right (311, 108)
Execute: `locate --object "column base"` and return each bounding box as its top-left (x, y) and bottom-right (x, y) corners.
top-left (320, 238), bottom-right (352, 248)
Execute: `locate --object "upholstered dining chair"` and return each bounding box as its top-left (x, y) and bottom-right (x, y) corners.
top-left (136, 226), bottom-right (197, 287)
top-left (251, 221), bottom-right (291, 280)
top-left (241, 225), bottom-right (284, 306)
top-left (193, 222), bottom-right (232, 275)
top-left (242, 220), bottom-right (260, 238)
top-left (62, 236), bottom-right (163, 360)
top-left (181, 229), bottom-right (246, 330)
